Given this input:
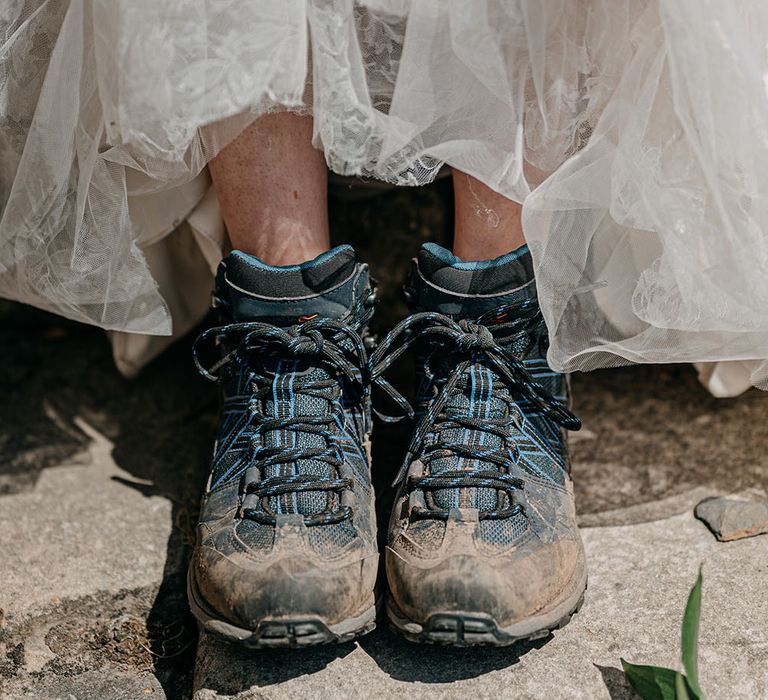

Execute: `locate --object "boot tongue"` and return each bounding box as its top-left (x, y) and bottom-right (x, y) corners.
top-left (219, 245), bottom-right (358, 323)
top-left (260, 357), bottom-right (336, 517)
top-left (426, 357), bottom-right (508, 512)
top-left (414, 244), bottom-right (535, 512)
top-left (216, 245), bottom-right (360, 517)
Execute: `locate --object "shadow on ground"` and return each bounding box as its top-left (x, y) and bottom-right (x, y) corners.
top-left (193, 636), bottom-right (356, 693)
top-left (570, 364), bottom-right (768, 522)
top-left (358, 625), bottom-right (548, 683)
top-left (0, 303), bottom-right (212, 699)
top-left (594, 664), bottom-right (638, 700)
top-left (194, 623), bottom-right (547, 694)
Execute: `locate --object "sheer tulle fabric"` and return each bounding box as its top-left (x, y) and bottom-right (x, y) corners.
top-left (2, 1), bottom-right (768, 385)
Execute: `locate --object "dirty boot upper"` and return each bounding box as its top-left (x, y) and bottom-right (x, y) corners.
top-left (189, 246), bottom-right (378, 639)
top-left (375, 243), bottom-right (587, 641)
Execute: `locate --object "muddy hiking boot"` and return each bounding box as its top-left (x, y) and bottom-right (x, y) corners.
top-left (372, 243), bottom-right (587, 646)
top-left (189, 245), bottom-right (379, 648)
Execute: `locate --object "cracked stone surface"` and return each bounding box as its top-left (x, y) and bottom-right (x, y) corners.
top-left (2, 182), bottom-right (768, 699)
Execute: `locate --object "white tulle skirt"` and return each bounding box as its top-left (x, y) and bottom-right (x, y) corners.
top-left (3, 1), bottom-right (768, 389)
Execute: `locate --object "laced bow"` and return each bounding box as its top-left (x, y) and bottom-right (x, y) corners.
top-left (370, 303), bottom-right (580, 520)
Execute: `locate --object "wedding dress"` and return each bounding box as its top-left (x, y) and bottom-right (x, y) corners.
top-left (3, 1), bottom-right (768, 392)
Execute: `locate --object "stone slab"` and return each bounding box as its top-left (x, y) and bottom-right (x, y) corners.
top-left (0, 419), bottom-right (171, 612)
top-left (192, 512), bottom-right (768, 700)
top-left (0, 420), bottom-right (185, 699)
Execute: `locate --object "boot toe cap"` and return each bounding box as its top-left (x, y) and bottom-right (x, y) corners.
top-left (193, 542), bottom-right (377, 630)
top-left (386, 534), bottom-right (585, 628)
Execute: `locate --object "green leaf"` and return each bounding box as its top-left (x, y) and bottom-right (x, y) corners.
top-left (681, 568), bottom-right (704, 698)
top-left (675, 672), bottom-right (691, 699)
top-left (620, 659), bottom-right (678, 700)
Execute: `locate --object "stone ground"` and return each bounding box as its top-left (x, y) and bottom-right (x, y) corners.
top-left (1, 181), bottom-right (767, 699)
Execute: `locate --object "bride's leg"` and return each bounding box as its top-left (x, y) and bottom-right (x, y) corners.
top-left (208, 112), bottom-right (329, 265)
top-left (451, 170), bottom-right (525, 259)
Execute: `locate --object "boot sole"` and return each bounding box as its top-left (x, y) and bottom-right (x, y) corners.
top-left (386, 566), bottom-right (587, 647)
top-left (187, 567), bottom-right (376, 649)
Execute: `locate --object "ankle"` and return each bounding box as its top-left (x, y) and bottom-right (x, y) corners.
top-left (243, 245), bottom-right (330, 267)
top-left (231, 228), bottom-right (330, 267)
top-left (452, 234), bottom-right (527, 263)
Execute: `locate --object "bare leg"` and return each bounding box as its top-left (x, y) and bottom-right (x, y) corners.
top-left (451, 171), bottom-right (525, 260)
top-left (208, 112), bottom-right (329, 265)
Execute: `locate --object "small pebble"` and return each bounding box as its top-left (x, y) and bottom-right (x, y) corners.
top-left (695, 496), bottom-right (768, 542)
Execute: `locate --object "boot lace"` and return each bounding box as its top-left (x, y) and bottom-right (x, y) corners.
top-left (193, 317), bottom-right (370, 526)
top-left (370, 301), bottom-right (580, 521)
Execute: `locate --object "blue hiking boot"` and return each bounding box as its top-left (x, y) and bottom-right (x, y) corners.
top-left (374, 243), bottom-right (587, 646)
top-left (188, 246), bottom-right (378, 648)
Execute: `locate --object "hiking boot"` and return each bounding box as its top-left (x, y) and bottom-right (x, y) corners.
top-left (188, 245), bottom-right (378, 648)
top-left (373, 243), bottom-right (587, 646)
